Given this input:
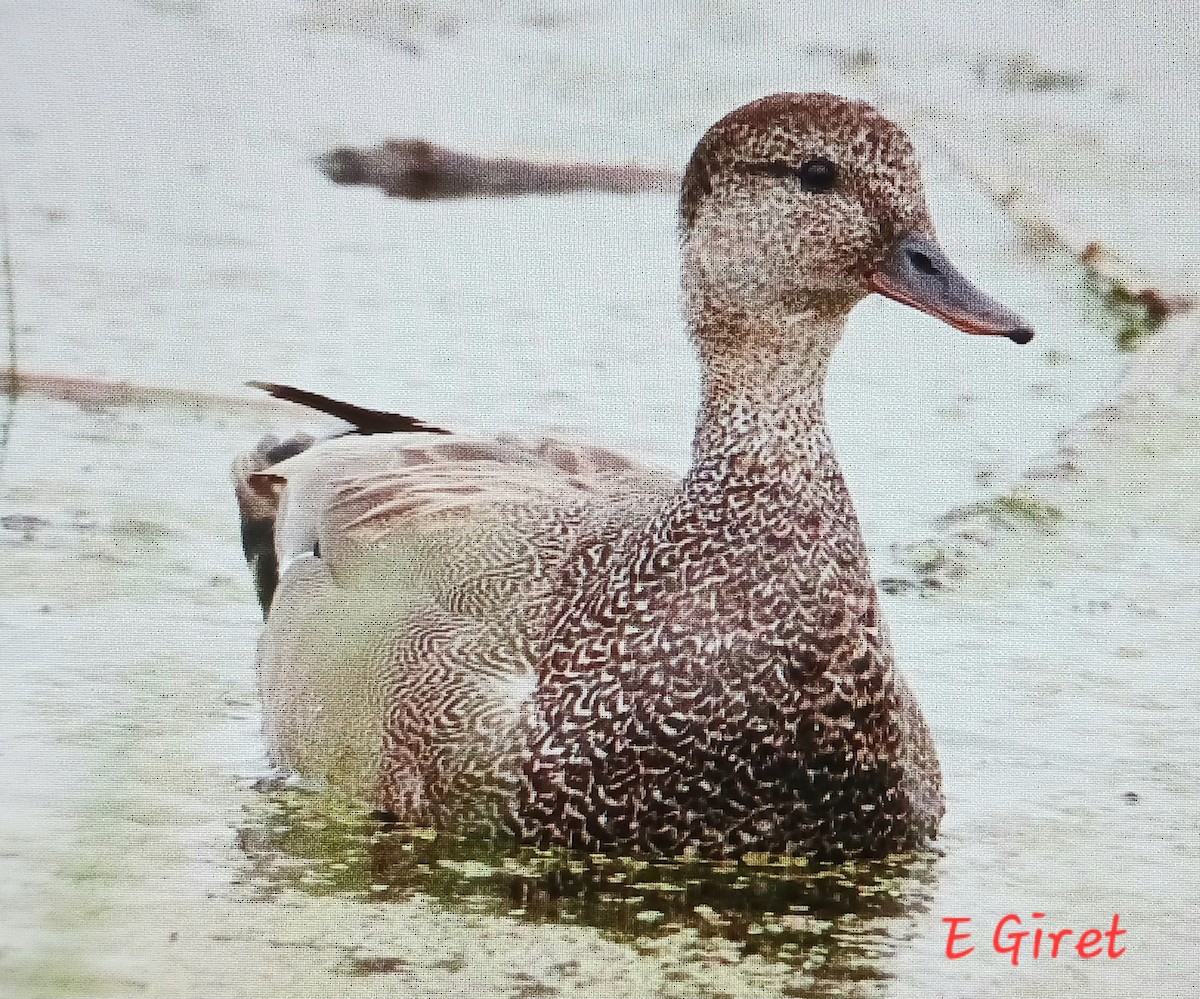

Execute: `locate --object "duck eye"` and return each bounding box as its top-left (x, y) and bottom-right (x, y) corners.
top-left (797, 157), bottom-right (837, 193)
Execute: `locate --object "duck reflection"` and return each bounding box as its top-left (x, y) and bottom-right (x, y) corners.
top-left (237, 788), bottom-right (937, 991)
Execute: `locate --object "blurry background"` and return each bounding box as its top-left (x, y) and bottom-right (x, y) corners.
top-left (0, 2), bottom-right (1197, 997)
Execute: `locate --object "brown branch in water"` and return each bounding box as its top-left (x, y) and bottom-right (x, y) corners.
top-left (0, 369), bottom-right (457, 436)
top-left (0, 188), bottom-right (18, 475)
top-left (317, 139), bottom-right (679, 200)
top-left (0, 367), bottom-right (303, 415)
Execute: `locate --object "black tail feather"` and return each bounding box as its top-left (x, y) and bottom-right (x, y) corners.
top-left (248, 381), bottom-right (452, 436)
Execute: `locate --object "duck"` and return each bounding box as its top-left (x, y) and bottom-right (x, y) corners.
top-left (233, 92), bottom-right (1032, 859)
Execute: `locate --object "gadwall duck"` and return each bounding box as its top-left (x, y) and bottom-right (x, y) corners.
top-left (234, 93), bottom-right (1032, 859)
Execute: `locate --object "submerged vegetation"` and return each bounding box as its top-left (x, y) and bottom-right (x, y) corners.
top-left (886, 490), bottom-right (1065, 592)
top-left (1081, 264), bottom-right (1171, 351)
top-left (969, 51), bottom-right (1086, 92)
top-left (1000, 53), bottom-right (1086, 93)
top-left (955, 492), bottom-right (1065, 531)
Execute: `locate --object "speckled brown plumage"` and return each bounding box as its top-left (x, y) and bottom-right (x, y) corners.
top-left (229, 92), bottom-right (1034, 858)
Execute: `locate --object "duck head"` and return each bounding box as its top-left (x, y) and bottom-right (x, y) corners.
top-left (679, 93), bottom-right (1033, 363)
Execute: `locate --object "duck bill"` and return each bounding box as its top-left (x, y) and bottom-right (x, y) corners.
top-left (869, 235), bottom-right (1034, 344)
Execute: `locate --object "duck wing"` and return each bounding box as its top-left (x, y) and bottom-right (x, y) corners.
top-left (257, 431), bottom-right (673, 578)
top-left (232, 392), bottom-right (676, 824)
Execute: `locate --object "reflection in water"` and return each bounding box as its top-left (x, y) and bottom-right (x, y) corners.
top-left (237, 789), bottom-right (938, 994)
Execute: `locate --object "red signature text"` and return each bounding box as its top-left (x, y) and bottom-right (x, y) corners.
top-left (942, 913), bottom-right (1126, 966)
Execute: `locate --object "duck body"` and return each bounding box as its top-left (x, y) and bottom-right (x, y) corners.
top-left (522, 415), bottom-right (941, 857)
top-left (239, 93), bottom-right (1032, 858)
top-left (249, 417), bottom-right (939, 858)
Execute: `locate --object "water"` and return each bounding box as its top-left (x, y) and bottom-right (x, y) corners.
top-left (1, 1), bottom-right (1197, 996)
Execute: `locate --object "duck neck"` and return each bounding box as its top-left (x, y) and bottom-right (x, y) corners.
top-left (663, 310), bottom-right (876, 624)
top-left (689, 311), bottom-right (842, 491)
top-left (629, 307), bottom-right (878, 646)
